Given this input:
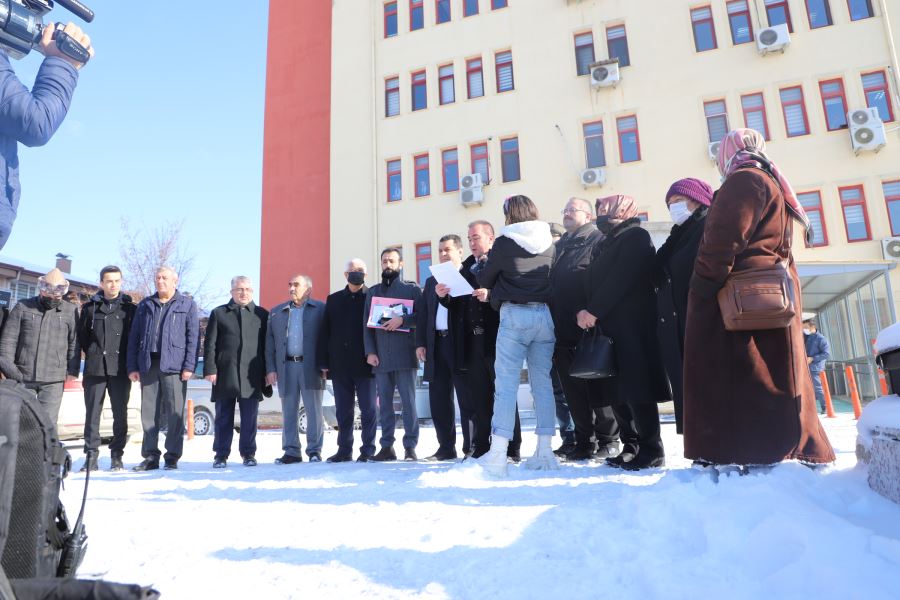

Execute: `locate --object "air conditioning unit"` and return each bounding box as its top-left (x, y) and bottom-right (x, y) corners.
top-left (708, 141), bottom-right (721, 162)
top-left (882, 237), bottom-right (900, 261)
top-left (460, 172), bottom-right (483, 189)
top-left (589, 59), bottom-right (620, 88)
top-left (580, 167), bottom-right (606, 187)
top-left (756, 23), bottom-right (790, 55)
top-left (848, 108), bottom-right (887, 154)
top-left (459, 173), bottom-right (484, 205)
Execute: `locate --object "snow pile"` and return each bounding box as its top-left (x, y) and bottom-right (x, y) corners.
top-left (857, 395), bottom-right (900, 450)
top-left (874, 321), bottom-right (900, 355)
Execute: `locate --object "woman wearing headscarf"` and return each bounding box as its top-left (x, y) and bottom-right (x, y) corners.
top-left (577, 195), bottom-right (670, 470)
top-left (653, 178), bottom-right (715, 435)
top-left (683, 129), bottom-right (834, 468)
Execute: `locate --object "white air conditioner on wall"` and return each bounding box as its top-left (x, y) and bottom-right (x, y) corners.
top-left (459, 173), bottom-right (484, 206)
top-left (590, 59), bottom-right (620, 88)
top-left (756, 23), bottom-right (790, 55)
top-left (580, 167), bottom-right (606, 187)
top-left (848, 108), bottom-right (887, 154)
top-left (460, 173), bottom-right (483, 190)
top-left (708, 141), bottom-right (721, 162)
top-left (882, 237), bottom-right (900, 261)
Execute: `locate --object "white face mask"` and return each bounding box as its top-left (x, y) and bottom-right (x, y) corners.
top-left (669, 201), bottom-right (693, 226)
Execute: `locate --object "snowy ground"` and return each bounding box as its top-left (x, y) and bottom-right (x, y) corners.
top-left (62, 414), bottom-right (900, 600)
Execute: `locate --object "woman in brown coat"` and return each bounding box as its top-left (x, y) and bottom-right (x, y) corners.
top-left (682, 129), bottom-right (834, 467)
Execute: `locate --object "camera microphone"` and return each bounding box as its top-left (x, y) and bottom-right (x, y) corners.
top-left (54, 0), bottom-right (94, 23)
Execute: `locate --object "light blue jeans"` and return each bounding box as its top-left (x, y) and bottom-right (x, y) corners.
top-left (492, 302), bottom-right (557, 440)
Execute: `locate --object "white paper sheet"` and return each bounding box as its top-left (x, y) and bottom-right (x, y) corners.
top-left (428, 261), bottom-right (475, 297)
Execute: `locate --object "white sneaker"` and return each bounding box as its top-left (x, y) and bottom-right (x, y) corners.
top-left (524, 435), bottom-right (560, 471)
top-left (477, 435), bottom-right (510, 478)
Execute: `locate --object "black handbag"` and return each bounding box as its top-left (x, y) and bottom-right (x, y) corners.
top-left (569, 328), bottom-right (617, 379)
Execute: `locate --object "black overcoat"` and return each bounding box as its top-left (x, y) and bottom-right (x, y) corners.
top-left (203, 300), bottom-right (269, 401)
top-left (318, 285), bottom-right (373, 380)
top-left (77, 293), bottom-right (136, 377)
top-left (550, 222), bottom-right (603, 348)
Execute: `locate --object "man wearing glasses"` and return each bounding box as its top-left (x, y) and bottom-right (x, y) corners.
top-left (0, 268), bottom-right (79, 423)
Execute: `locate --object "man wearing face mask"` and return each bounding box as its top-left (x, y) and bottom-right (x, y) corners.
top-left (0, 268), bottom-right (79, 423)
top-left (653, 178), bottom-right (715, 434)
top-left (803, 318), bottom-right (830, 415)
top-left (363, 248), bottom-right (423, 461)
top-left (318, 259), bottom-right (378, 462)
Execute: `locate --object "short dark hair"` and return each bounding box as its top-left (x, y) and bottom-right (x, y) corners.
top-left (503, 195), bottom-right (540, 225)
top-left (381, 247), bottom-right (402, 260)
top-left (468, 220), bottom-right (495, 236)
top-left (439, 234), bottom-right (462, 249)
top-left (100, 265), bottom-right (122, 281)
top-left (803, 318), bottom-right (817, 327)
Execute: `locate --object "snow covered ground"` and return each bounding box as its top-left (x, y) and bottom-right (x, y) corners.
top-left (62, 414), bottom-right (900, 600)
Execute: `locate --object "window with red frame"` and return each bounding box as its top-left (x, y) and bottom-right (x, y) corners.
top-left (798, 191), bottom-right (828, 246)
top-left (704, 99), bottom-right (729, 143)
top-left (583, 121), bottom-right (606, 168)
top-left (387, 159), bottom-right (402, 202)
top-left (436, 0), bottom-right (451, 23)
top-left (862, 71), bottom-right (894, 122)
top-left (848, 0), bottom-right (874, 20)
top-left (384, 2), bottom-right (398, 38)
top-left (806, 0), bottom-right (833, 28)
top-left (385, 77), bottom-right (400, 117)
top-left (727, 0), bottom-right (754, 44)
top-left (411, 70), bottom-right (427, 111)
top-left (410, 0), bottom-right (424, 30)
top-left (884, 181), bottom-right (900, 236)
top-left (765, 0), bottom-right (794, 31)
top-left (839, 185), bottom-right (870, 242)
top-left (819, 79), bottom-right (848, 131)
top-left (780, 86), bottom-right (809, 136)
top-left (492, 0), bottom-right (508, 8)
top-left (606, 25), bottom-right (630, 67)
top-left (415, 243), bottom-right (432, 287)
top-left (495, 51), bottom-right (514, 93)
top-left (442, 148), bottom-right (459, 192)
top-left (741, 93), bottom-right (770, 139)
top-left (414, 154), bottom-right (430, 197)
top-left (691, 6), bottom-right (718, 52)
top-left (439, 64), bottom-right (455, 105)
top-left (500, 137), bottom-right (520, 182)
top-left (464, 0), bottom-right (478, 17)
top-left (617, 115), bottom-right (641, 163)
top-left (467, 58), bottom-right (484, 98)
top-left (574, 32), bottom-right (595, 76)
top-left (471, 143), bottom-right (489, 183)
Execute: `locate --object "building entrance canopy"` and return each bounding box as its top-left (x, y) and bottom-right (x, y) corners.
top-left (798, 262), bottom-right (895, 313)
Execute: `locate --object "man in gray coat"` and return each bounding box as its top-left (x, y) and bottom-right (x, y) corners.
top-left (266, 274), bottom-right (326, 463)
top-left (0, 268), bottom-right (79, 423)
top-left (364, 248), bottom-right (423, 461)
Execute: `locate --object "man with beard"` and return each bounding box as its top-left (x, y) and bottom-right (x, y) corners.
top-left (363, 248), bottom-right (423, 461)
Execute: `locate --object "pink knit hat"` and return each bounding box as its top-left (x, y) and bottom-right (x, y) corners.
top-left (665, 178), bottom-right (714, 207)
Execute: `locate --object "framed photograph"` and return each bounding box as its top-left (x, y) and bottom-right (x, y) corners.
top-left (367, 296), bottom-right (414, 332)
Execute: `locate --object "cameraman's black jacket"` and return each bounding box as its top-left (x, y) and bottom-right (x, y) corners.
top-left (76, 293), bottom-right (136, 377)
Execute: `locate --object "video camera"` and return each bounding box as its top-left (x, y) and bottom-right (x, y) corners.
top-left (0, 0), bottom-right (94, 64)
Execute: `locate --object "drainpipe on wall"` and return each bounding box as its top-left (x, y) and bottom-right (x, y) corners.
top-left (878, 0), bottom-right (900, 121)
top-left (370, 2), bottom-right (380, 267)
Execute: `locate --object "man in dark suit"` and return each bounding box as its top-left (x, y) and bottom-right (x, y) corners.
top-left (204, 276), bottom-right (269, 468)
top-left (416, 235), bottom-right (475, 461)
top-left (265, 274), bottom-right (327, 463)
top-left (319, 259), bottom-right (378, 462)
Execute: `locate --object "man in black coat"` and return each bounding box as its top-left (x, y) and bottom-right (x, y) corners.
top-left (76, 265), bottom-right (136, 471)
top-left (550, 198), bottom-right (620, 461)
top-left (204, 276), bottom-right (269, 468)
top-left (318, 258), bottom-right (378, 462)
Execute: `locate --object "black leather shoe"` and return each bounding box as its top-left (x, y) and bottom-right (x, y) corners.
top-left (79, 454), bottom-right (99, 472)
top-left (164, 459), bottom-right (178, 470)
top-left (132, 458), bottom-right (159, 472)
top-left (621, 453), bottom-right (665, 471)
top-left (356, 454), bottom-right (372, 463)
top-left (424, 450), bottom-right (458, 462)
top-left (605, 443), bottom-right (638, 468)
top-left (404, 448), bottom-right (418, 461)
top-left (326, 453), bottom-right (353, 463)
top-left (507, 450), bottom-right (521, 464)
top-left (553, 441), bottom-right (577, 457)
top-left (243, 457), bottom-right (258, 467)
top-left (594, 441), bottom-right (622, 459)
top-left (110, 455), bottom-right (124, 471)
top-left (370, 447), bottom-right (397, 462)
top-left (275, 454), bottom-right (303, 464)
top-left (564, 445), bottom-right (596, 462)
top-left (213, 458), bottom-right (227, 469)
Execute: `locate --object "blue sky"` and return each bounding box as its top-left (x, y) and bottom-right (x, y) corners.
top-left (4, 0), bottom-right (270, 308)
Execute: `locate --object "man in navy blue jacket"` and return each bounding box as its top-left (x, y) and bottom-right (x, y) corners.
top-left (0, 23), bottom-right (94, 249)
top-left (804, 318), bottom-right (831, 415)
top-left (127, 266), bottom-right (200, 471)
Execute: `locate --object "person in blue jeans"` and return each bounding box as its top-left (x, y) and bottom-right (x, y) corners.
top-left (473, 195), bottom-right (559, 477)
top-left (804, 318), bottom-right (831, 414)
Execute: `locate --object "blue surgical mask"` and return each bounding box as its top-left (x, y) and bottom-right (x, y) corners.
top-left (669, 201), bottom-right (694, 226)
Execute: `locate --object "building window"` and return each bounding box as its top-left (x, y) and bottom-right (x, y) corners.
top-left (848, 0), bottom-right (874, 20)
top-left (442, 148), bottom-right (459, 192)
top-left (492, 0), bottom-right (508, 8)
top-left (471, 142), bottom-right (489, 183)
top-left (467, 58), bottom-right (484, 99)
top-left (727, 1), bottom-right (754, 44)
top-left (500, 137), bottom-right (520, 182)
top-left (840, 185), bottom-right (871, 242)
top-left (574, 32), bottom-right (595, 76)
top-left (583, 121), bottom-right (606, 168)
top-left (806, 0), bottom-right (833, 28)
top-left (691, 7), bottom-right (718, 52)
top-left (617, 115), bottom-right (641, 163)
top-left (885, 180), bottom-right (900, 236)
top-left (606, 25), bottom-right (630, 67)
top-left (637, 212), bottom-right (649, 222)
top-left (819, 79), bottom-right (848, 131)
top-left (765, 0), bottom-right (794, 32)
top-left (464, 0), bottom-right (479, 17)
top-left (415, 242), bottom-right (432, 288)
top-left (410, 0), bottom-right (424, 30)
top-left (798, 191), bottom-right (828, 246)
top-left (741, 93), bottom-right (770, 140)
top-left (495, 51), bottom-right (514, 93)
top-left (780, 86), bottom-right (809, 137)
top-left (385, 77), bottom-right (400, 117)
top-left (862, 71), bottom-right (895, 122)
top-left (387, 159), bottom-right (402, 202)
top-left (439, 64), bottom-right (455, 105)
top-left (411, 70), bottom-right (427, 111)
top-left (704, 99), bottom-right (729, 143)
top-left (384, 2), bottom-right (398, 38)
top-left (414, 154), bottom-right (430, 197)
top-left (436, 0), bottom-right (451, 23)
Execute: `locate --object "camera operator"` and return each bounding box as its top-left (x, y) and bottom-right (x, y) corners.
top-left (0, 21), bottom-right (95, 249)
